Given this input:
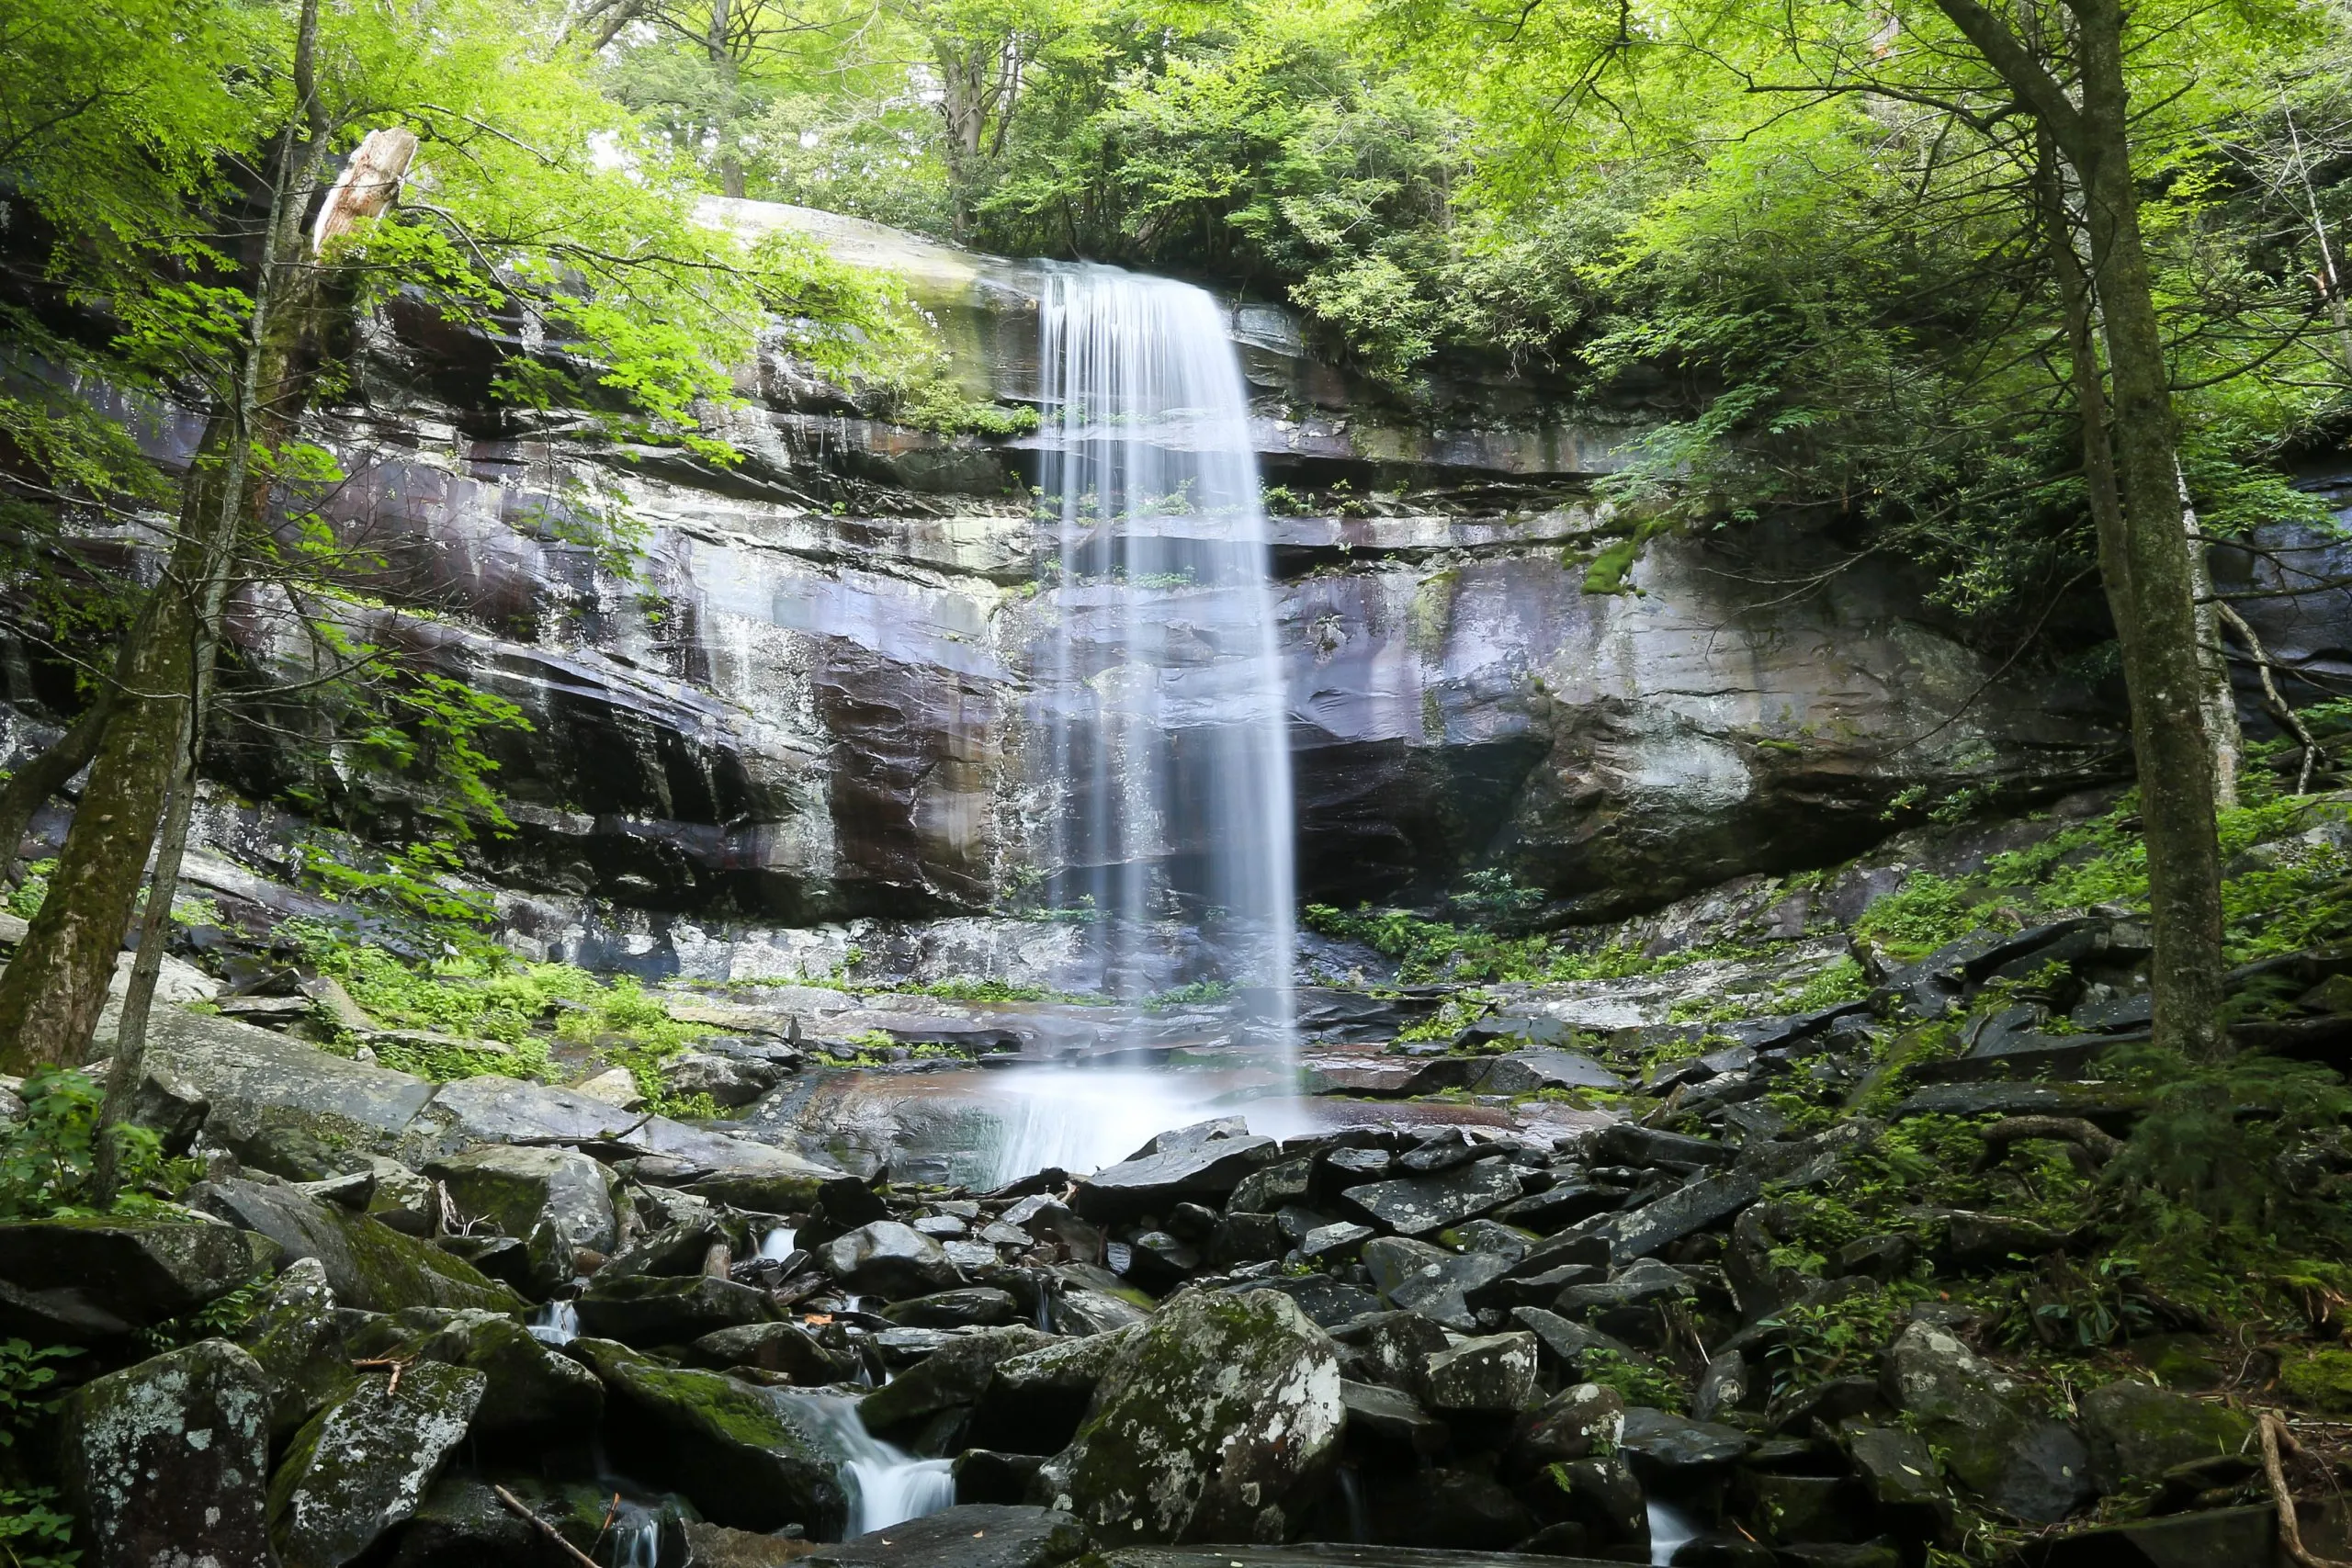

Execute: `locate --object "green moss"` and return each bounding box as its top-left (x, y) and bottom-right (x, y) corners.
top-left (2280, 1348), bottom-right (2352, 1414)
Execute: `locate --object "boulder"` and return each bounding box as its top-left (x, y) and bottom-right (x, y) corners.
top-left (1340, 1311), bottom-right (1453, 1391)
top-left (599, 1216), bottom-right (729, 1281)
top-left (1616, 1407), bottom-right (1753, 1476)
top-left (1044, 1289), bottom-right (1344, 1543)
top-left (1340, 1379), bottom-right (1450, 1456)
top-left (0, 1213), bottom-right (276, 1339)
top-left (61, 1339), bottom-right (276, 1568)
top-left (1371, 1465), bottom-right (1537, 1551)
top-left (1510, 1306), bottom-right (1652, 1376)
top-left (971, 1326), bottom-right (1137, 1452)
top-left (1508, 1382), bottom-right (1625, 1475)
top-left (2078, 1380), bottom-right (2255, 1495)
top-left (861, 1325), bottom-right (1055, 1433)
top-left (661, 1051), bottom-right (782, 1107)
top-left (1341, 1156), bottom-right (1522, 1236)
top-left (956, 1450), bottom-right (1047, 1506)
top-left (380, 1477), bottom-right (539, 1568)
top-left (1848, 1424), bottom-right (1951, 1532)
top-left (802, 1504), bottom-right (1085, 1567)
top-left (1359, 1235), bottom-right (1510, 1330)
top-left (1419, 1332), bottom-right (1540, 1414)
top-left (188, 1178), bottom-right (524, 1314)
top-left (681, 1518), bottom-right (823, 1568)
top-left (1476, 1050), bottom-right (1622, 1095)
top-left (1206, 1212), bottom-right (1284, 1267)
top-left (565, 1337), bottom-right (848, 1536)
top-left (233, 1256), bottom-right (350, 1440)
top-left (1071, 1136), bottom-right (1279, 1222)
top-left (367, 1308), bottom-right (605, 1438)
top-left (575, 1272), bottom-right (775, 1344)
top-left (883, 1288), bottom-right (1018, 1328)
top-left (817, 1222), bottom-right (961, 1300)
top-left (424, 1145), bottom-right (616, 1293)
top-left (356, 1156), bottom-right (437, 1236)
top-left (1228, 1274), bottom-right (1384, 1329)
top-left (1596, 1168), bottom-right (1763, 1261)
top-left (268, 1360), bottom-right (487, 1568)
top-left (1226, 1157), bottom-right (1315, 1215)
top-left (1883, 1322), bottom-right (2093, 1522)
top-left (689, 1321), bottom-right (860, 1384)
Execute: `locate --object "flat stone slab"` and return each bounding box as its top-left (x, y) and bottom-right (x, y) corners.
top-left (1343, 1156), bottom-right (1522, 1236)
top-left (1098, 1548), bottom-right (1632, 1567)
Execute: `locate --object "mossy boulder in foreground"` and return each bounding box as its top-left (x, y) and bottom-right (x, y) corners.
top-left (268, 1359), bottom-right (487, 1568)
top-left (61, 1338), bottom-right (275, 1568)
top-left (1044, 1288), bottom-right (1344, 1543)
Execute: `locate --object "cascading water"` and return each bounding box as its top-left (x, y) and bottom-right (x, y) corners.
top-left (1031, 264), bottom-right (1295, 1053)
top-left (785, 1393), bottom-right (956, 1535)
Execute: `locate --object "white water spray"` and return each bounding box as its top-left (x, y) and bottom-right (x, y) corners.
top-left (785, 1393), bottom-right (956, 1536)
top-left (1032, 265), bottom-right (1295, 1053)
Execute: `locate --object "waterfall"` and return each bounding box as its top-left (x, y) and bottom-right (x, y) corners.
top-left (1031, 264), bottom-right (1295, 1049)
top-left (783, 1393), bottom-right (957, 1537)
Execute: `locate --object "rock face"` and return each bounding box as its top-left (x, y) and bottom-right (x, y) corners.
top-left (1046, 1289), bottom-right (1343, 1543)
top-left (268, 1360), bottom-right (488, 1568)
top-left (0, 1214), bottom-right (275, 1339)
top-left (61, 1339), bottom-right (277, 1568)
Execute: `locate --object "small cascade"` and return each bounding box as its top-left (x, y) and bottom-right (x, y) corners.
top-left (1031, 265), bottom-right (1296, 1061)
top-left (527, 1299), bottom-right (580, 1347)
top-left (970, 1066), bottom-right (1313, 1186)
top-left (1647, 1499), bottom-right (1699, 1565)
top-left (782, 1393), bottom-right (956, 1536)
top-left (757, 1226), bottom-right (797, 1260)
top-left (614, 1510), bottom-right (662, 1568)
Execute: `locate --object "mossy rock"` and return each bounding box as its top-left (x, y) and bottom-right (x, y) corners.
top-left (234, 1256), bottom-right (355, 1441)
top-left (269, 1359), bottom-right (488, 1568)
top-left (2080, 1380), bottom-right (2255, 1494)
top-left (0, 1211), bottom-right (278, 1339)
top-left (342, 1307), bottom-right (604, 1441)
top-left (2281, 1348), bottom-right (2352, 1415)
top-left (194, 1177), bottom-right (526, 1315)
top-left (62, 1338), bottom-right (276, 1568)
top-left (1049, 1289), bottom-right (1343, 1544)
top-left (564, 1337), bottom-right (847, 1537)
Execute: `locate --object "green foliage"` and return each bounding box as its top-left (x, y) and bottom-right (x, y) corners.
top-left (0, 1342), bottom-right (81, 1568)
top-left (0, 1071), bottom-right (187, 1219)
top-left (1304, 902), bottom-right (1674, 986)
top-left (1576, 1348), bottom-right (1686, 1414)
top-left (1761, 1286), bottom-right (1921, 1396)
top-left (2, 866), bottom-right (52, 923)
top-left (2279, 1348), bottom-right (2352, 1414)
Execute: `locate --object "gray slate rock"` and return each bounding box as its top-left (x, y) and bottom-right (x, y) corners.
top-left (1474, 1049), bottom-right (1622, 1095)
top-left (883, 1287), bottom-right (1019, 1328)
top-left (661, 1051), bottom-right (782, 1107)
top-left (1615, 1406), bottom-right (1753, 1473)
top-left (818, 1221), bottom-right (962, 1300)
top-left (971, 1326), bottom-right (1139, 1452)
top-left (803, 1504), bottom-right (1086, 1567)
top-left (268, 1359), bottom-right (487, 1568)
top-left (362, 1308), bottom-right (605, 1438)
top-left (687, 1321), bottom-right (859, 1383)
top-left (1230, 1273), bottom-right (1385, 1328)
top-left (1509, 1306), bottom-right (1653, 1375)
top-left (1342, 1156), bottom-right (1523, 1237)
top-left (1044, 1289), bottom-right (1343, 1543)
top-left (1340, 1379), bottom-right (1449, 1455)
top-left (62, 1338), bottom-right (276, 1568)
top-left (233, 1257), bottom-right (349, 1440)
top-left (1361, 1235), bottom-right (1510, 1331)
top-left (1073, 1136), bottom-right (1278, 1221)
top-left (2078, 1380), bottom-right (2254, 1495)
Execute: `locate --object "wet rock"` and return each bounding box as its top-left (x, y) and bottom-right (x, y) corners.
top-left (565, 1337), bottom-right (848, 1535)
top-left (1298, 1220), bottom-right (1374, 1261)
top-left (233, 1257), bottom-right (349, 1440)
top-left (188, 1178), bottom-right (523, 1314)
top-left (601, 1215), bottom-right (729, 1281)
top-left (0, 1212), bottom-right (277, 1339)
top-left (971, 1326), bottom-right (1138, 1452)
top-left (1340, 1379), bottom-right (1449, 1455)
top-left (380, 1477), bottom-right (540, 1568)
top-left (1617, 1407), bottom-right (1753, 1475)
top-left (688, 1321), bottom-right (860, 1383)
top-left (1227, 1157), bottom-right (1315, 1214)
top-left (1073, 1135), bottom-right (1278, 1222)
top-left (1052, 1284), bottom-right (1151, 1336)
top-left (1342, 1156), bottom-right (1522, 1237)
top-left (1321, 1145), bottom-right (1393, 1183)
top-left (661, 1051), bottom-right (782, 1107)
top-left (1690, 1351), bottom-right (1752, 1423)
top-left (1743, 1473), bottom-right (1860, 1546)
top-left (1397, 1128), bottom-right (1485, 1174)
top-left (817, 1221), bottom-right (961, 1299)
top-left (1883, 1322), bottom-right (2092, 1522)
top-left (1419, 1331), bottom-right (1540, 1414)
top-left (1596, 1168), bottom-right (1763, 1261)
top-left (2078, 1380), bottom-right (2255, 1495)
top-left (576, 1272), bottom-right (776, 1343)
top-left (861, 1325), bottom-right (1054, 1434)
top-left (268, 1359), bottom-right (487, 1568)
top-left (804, 1503), bottom-right (1085, 1568)
top-left (1768, 1374), bottom-right (1889, 1437)
top-left (424, 1145), bottom-right (616, 1295)
top-left (1528, 1453), bottom-right (1649, 1553)
top-left (1045, 1288), bottom-right (1343, 1543)
top-left (61, 1338), bottom-right (276, 1568)
top-left (368, 1308), bottom-right (605, 1439)
top-left (1554, 1258), bottom-right (1694, 1315)
top-left (883, 1287), bottom-right (1018, 1328)
top-left (1360, 1235), bottom-right (1510, 1331)
top-left (1594, 1124), bottom-right (1734, 1168)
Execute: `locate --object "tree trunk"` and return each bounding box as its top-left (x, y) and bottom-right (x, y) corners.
top-left (2065, 0), bottom-right (2229, 1060)
top-left (2178, 464), bottom-right (2241, 808)
top-left (0, 0), bottom-right (332, 1074)
top-left (707, 0), bottom-right (745, 199)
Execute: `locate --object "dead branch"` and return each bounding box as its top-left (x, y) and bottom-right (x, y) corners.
top-left (493, 1484), bottom-right (605, 1568)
